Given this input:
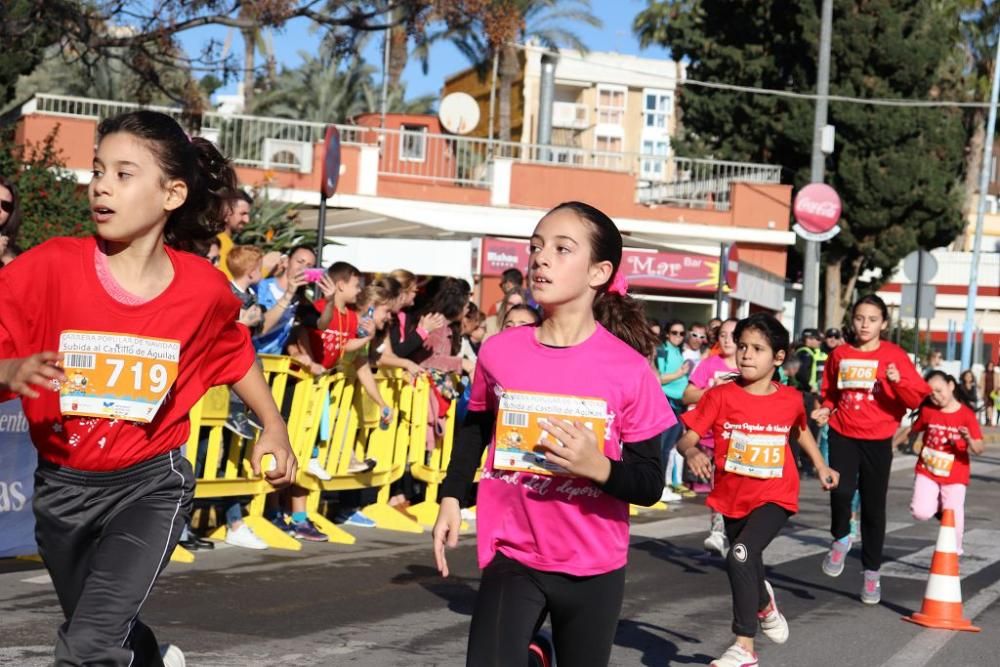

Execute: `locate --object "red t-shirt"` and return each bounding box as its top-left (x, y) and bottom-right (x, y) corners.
top-left (309, 299), bottom-right (358, 369)
top-left (682, 381), bottom-right (806, 518)
top-left (820, 341), bottom-right (930, 441)
top-left (0, 236), bottom-right (255, 471)
top-left (911, 404), bottom-right (982, 485)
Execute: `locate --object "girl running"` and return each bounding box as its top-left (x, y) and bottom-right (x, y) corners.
top-left (812, 294), bottom-right (929, 604)
top-left (679, 313), bottom-right (838, 667)
top-left (684, 317), bottom-right (739, 555)
top-left (0, 110), bottom-right (296, 666)
top-left (907, 370), bottom-right (984, 554)
top-left (432, 201), bottom-right (673, 666)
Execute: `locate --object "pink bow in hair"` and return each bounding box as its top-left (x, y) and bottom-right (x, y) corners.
top-left (607, 271), bottom-right (629, 296)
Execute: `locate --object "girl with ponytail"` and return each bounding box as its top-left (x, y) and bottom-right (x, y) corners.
top-left (433, 201), bottom-right (674, 666)
top-left (0, 110), bottom-right (296, 666)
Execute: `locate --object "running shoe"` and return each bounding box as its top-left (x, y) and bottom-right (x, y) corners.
top-left (861, 569), bottom-right (881, 605)
top-left (334, 510), bottom-right (376, 528)
top-left (306, 457), bottom-right (332, 480)
top-left (348, 457), bottom-right (377, 474)
top-left (660, 488), bottom-right (683, 503)
top-left (710, 642), bottom-right (758, 667)
top-left (821, 538), bottom-right (851, 577)
top-left (269, 512), bottom-right (294, 535)
top-left (223, 412), bottom-right (258, 440)
top-left (528, 628), bottom-right (556, 667)
top-left (704, 531), bottom-right (729, 557)
top-left (290, 519), bottom-right (329, 542)
top-left (758, 580), bottom-right (789, 644)
top-left (224, 523), bottom-right (268, 550)
top-left (673, 484), bottom-right (697, 498)
top-left (160, 644), bottom-right (186, 667)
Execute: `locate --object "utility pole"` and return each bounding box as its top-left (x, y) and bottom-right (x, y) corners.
top-left (961, 36), bottom-right (1000, 370)
top-left (801, 0), bottom-right (833, 330)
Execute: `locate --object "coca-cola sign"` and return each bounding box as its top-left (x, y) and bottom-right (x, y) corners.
top-left (793, 183), bottom-right (842, 241)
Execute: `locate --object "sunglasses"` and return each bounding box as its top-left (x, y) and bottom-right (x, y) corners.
top-left (669, 329), bottom-right (685, 336)
top-left (689, 332), bottom-right (706, 339)
top-left (0, 200), bottom-right (13, 214)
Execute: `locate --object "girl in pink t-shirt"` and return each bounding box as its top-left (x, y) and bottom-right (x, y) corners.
top-left (432, 202), bottom-right (674, 667)
top-left (684, 317), bottom-right (739, 556)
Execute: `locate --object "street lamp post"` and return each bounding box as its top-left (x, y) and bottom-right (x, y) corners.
top-left (801, 0), bottom-right (834, 331)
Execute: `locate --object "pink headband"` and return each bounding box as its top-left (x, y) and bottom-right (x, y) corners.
top-left (607, 271), bottom-right (628, 296)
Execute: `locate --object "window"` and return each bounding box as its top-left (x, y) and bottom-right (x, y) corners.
top-left (640, 139), bottom-right (670, 179)
top-left (400, 124), bottom-right (428, 162)
top-left (596, 85), bottom-right (626, 126)
top-left (595, 135), bottom-right (622, 153)
top-left (644, 90), bottom-right (674, 129)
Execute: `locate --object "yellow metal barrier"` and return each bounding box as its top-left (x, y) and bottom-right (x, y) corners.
top-left (406, 380), bottom-right (462, 529)
top-left (296, 370), bottom-right (423, 536)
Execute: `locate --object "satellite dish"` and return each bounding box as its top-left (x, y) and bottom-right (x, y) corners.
top-left (438, 92), bottom-right (481, 135)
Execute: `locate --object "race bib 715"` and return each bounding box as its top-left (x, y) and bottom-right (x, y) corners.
top-left (58, 331), bottom-right (180, 423)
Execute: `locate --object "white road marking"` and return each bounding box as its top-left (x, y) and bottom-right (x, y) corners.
top-left (763, 522), bottom-right (911, 566)
top-left (21, 573), bottom-right (52, 585)
top-left (880, 529), bottom-right (1000, 580)
top-left (879, 577), bottom-right (1000, 667)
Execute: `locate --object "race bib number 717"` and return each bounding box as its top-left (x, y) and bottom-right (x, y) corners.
top-left (59, 331), bottom-right (180, 423)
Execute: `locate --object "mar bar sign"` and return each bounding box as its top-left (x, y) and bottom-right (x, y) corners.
top-left (480, 237), bottom-right (723, 292)
top-left (793, 183), bottom-right (842, 242)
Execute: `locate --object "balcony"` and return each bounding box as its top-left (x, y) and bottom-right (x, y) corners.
top-left (9, 93), bottom-right (781, 212)
top-left (551, 102), bottom-right (589, 130)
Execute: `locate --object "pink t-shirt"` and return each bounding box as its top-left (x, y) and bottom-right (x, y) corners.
top-left (687, 354), bottom-right (738, 449)
top-left (470, 323), bottom-right (674, 576)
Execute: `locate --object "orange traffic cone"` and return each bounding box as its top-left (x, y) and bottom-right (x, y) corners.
top-left (903, 508), bottom-right (980, 632)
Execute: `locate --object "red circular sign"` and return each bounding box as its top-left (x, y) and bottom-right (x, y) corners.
top-left (793, 183), bottom-right (842, 234)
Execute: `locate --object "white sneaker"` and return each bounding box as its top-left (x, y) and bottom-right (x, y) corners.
top-left (225, 523), bottom-right (268, 550)
top-left (307, 457), bottom-right (332, 481)
top-left (460, 508), bottom-right (477, 521)
top-left (710, 642), bottom-right (758, 667)
top-left (660, 488), bottom-right (683, 502)
top-left (704, 530), bottom-right (729, 557)
top-left (160, 644), bottom-right (186, 667)
top-left (758, 580), bottom-right (789, 644)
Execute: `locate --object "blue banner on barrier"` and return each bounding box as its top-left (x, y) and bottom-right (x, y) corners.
top-left (0, 400), bottom-right (37, 558)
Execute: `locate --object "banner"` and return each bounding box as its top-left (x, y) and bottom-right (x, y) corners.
top-left (480, 237), bottom-right (723, 292)
top-left (0, 401), bottom-right (37, 558)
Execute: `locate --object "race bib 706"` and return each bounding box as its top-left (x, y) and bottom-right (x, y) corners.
top-left (838, 359), bottom-right (879, 390)
top-left (58, 331), bottom-right (180, 423)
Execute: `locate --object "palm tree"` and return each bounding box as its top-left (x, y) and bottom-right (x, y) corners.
top-left (455, 0), bottom-right (601, 142)
top-left (251, 51), bottom-right (374, 124)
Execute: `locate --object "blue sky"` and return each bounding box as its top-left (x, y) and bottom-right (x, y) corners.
top-left (178, 0), bottom-right (670, 101)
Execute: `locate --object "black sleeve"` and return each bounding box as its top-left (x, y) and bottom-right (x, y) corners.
top-left (440, 410), bottom-right (495, 503)
top-left (389, 320), bottom-right (427, 359)
top-left (598, 433), bottom-right (664, 507)
top-left (795, 350), bottom-right (813, 389)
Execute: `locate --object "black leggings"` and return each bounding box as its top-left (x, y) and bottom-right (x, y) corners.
top-left (467, 552), bottom-right (626, 667)
top-left (723, 503), bottom-right (791, 637)
top-left (828, 428), bottom-right (894, 570)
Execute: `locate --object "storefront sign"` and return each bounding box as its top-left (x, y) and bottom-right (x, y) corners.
top-left (480, 237), bottom-right (722, 292)
top-left (0, 402), bottom-right (36, 558)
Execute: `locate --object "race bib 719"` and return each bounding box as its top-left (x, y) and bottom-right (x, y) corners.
top-left (58, 331), bottom-right (180, 423)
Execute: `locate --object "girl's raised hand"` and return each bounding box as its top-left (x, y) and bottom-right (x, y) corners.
top-left (886, 363), bottom-right (901, 383)
top-left (536, 418), bottom-right (608, 481)
top-left (0, 352), bottom-right (65, 399)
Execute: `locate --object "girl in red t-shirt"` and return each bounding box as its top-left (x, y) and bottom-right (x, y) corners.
top-left (908, 370), bottom-right (985, 554)
top-left (812, 295), bottom-right (929, 605)
top-left (679, 313), bottom-right (838, 667)
top-left (0, 111), bottom-right (296, 666)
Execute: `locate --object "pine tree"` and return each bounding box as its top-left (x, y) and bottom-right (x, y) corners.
top-left (635, 0), bottom-right (968, 327)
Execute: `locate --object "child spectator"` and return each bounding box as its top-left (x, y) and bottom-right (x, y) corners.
top-left (502, 304), bottom-right (541, 330)
top-left (255, 244), bottom-right (315, 354)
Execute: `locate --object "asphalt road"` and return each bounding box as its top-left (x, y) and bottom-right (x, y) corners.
top-left (2, 445), bottom-right (1000, 666)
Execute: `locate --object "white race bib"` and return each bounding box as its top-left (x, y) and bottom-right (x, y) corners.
top-left (59, 330), bottom-right (180, 423)
top-left (724, 430), bottom-right (787, 479)
top-left (838, 359), bottom-right (879, 390)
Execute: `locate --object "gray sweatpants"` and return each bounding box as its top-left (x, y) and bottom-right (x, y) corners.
top-left (33, 449), bottom-right (195, 667)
